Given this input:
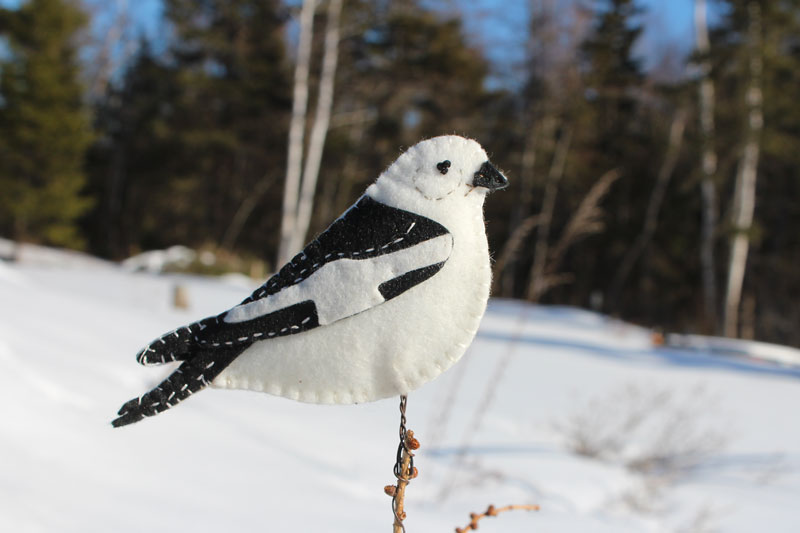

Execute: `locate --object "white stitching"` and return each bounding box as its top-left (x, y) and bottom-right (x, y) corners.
top-left (248, 231), bottom-right (419, 303)
top-left (196, 314), bottom-right (312, 345)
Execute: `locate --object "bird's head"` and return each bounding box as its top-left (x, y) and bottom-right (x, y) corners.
top-left (368, 136), bottom-right (507, 210)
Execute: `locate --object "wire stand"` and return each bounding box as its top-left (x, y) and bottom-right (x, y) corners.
top-left (385, 395), bottom-right (419, 533)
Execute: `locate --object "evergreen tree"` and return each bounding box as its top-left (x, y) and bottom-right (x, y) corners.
top-left (164, 0), bottom-right (292, 257)
top-left (85, 0), bottom-right (292, 260)
top-left (84, 45), bottom-right (182, 258)
top-left (0, 0), bottom-right (93, 248)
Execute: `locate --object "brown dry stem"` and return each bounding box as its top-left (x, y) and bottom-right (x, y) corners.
top-left (387, 429), bottom-right (419, 533)
top-left (454, 504), bottom-right (540, 533)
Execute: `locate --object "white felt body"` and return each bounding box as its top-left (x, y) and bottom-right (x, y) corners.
top-left (212, 136), bottom-right (493, 404)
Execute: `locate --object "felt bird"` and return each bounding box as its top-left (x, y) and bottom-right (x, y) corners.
top-left (112, 135), bottom-right (507, 427)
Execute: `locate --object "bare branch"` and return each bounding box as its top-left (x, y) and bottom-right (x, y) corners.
top-left (84, 0), bottom-right (136, 100)
top-left (454, 504), bottom-right (540, 533)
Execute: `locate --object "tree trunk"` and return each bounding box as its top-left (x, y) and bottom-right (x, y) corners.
top-left (290, 0), bottom-right (343, 254)
top-left (723, 2), bottom-right (763, 338)
top-left (277, 0), bottom-right (316, 266)
top-left (695, 0), bottom-right (719, 332)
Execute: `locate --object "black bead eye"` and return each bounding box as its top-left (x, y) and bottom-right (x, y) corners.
top-left (436, 160), bottom-right (451, 175)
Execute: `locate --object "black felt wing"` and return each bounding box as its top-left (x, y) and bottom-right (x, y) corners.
top-left (238, 195), bottom-right (451, 304)
top-left (136, 196), bottom-right (450, 366)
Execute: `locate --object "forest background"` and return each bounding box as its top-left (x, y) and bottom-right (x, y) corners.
top-left (1, 0), bottom-right (799, 347)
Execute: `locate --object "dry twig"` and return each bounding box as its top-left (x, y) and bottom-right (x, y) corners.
top-left (385, 396), bottom-right (419, 533)
top-left (454, 504), bottom-right (540, 533)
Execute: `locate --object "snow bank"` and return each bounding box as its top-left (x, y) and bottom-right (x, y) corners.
top-left (0, 251), bottom-right (798, 533)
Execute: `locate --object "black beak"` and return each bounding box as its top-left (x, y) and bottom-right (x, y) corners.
top-left (473, 161), bottom-right (508, 191)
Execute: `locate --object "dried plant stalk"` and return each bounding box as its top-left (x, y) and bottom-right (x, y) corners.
top-left (385, 396), bottom-right (419, 533)
top-left (548, 168), bottom-right (620, 271)
top-left (491, 214), bottom-right (542, 294)
top-left (454, 504), bottom-right (540, 533)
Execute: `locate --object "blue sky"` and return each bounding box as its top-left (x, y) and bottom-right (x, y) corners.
top-left (455, 0), bottom-right (702, 82)
top-left (0, 0), bottom-right (700, 49)
top-left (1, 0), bottom-right (713, 85)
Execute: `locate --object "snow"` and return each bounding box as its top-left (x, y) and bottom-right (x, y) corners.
top-left (121, 245), bottom-right (197, 273)
top-left (1, 244), bottom-right (798, 533)
top-left (667, 332), bottom-right (800, 367)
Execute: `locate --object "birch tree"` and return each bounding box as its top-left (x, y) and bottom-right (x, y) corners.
top-left (277, 0), bottom-right (317, 266)
top-left (694, 0), bottom-right (719, 331)
top-left (289, 0), bottom-right (343, 256)
top-left (277, 0), bottom-right (343, 266)
top-left (723, 1), bottom-right (763, 337)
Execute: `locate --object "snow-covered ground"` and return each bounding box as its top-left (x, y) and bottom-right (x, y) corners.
top-left (1, 244), bottom-right (799, 533)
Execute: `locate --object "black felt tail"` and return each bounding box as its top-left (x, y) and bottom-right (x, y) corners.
top-left (112, 347), bottom-right (240, 428)
top-left (135, 316), bottom-right (220, 366)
